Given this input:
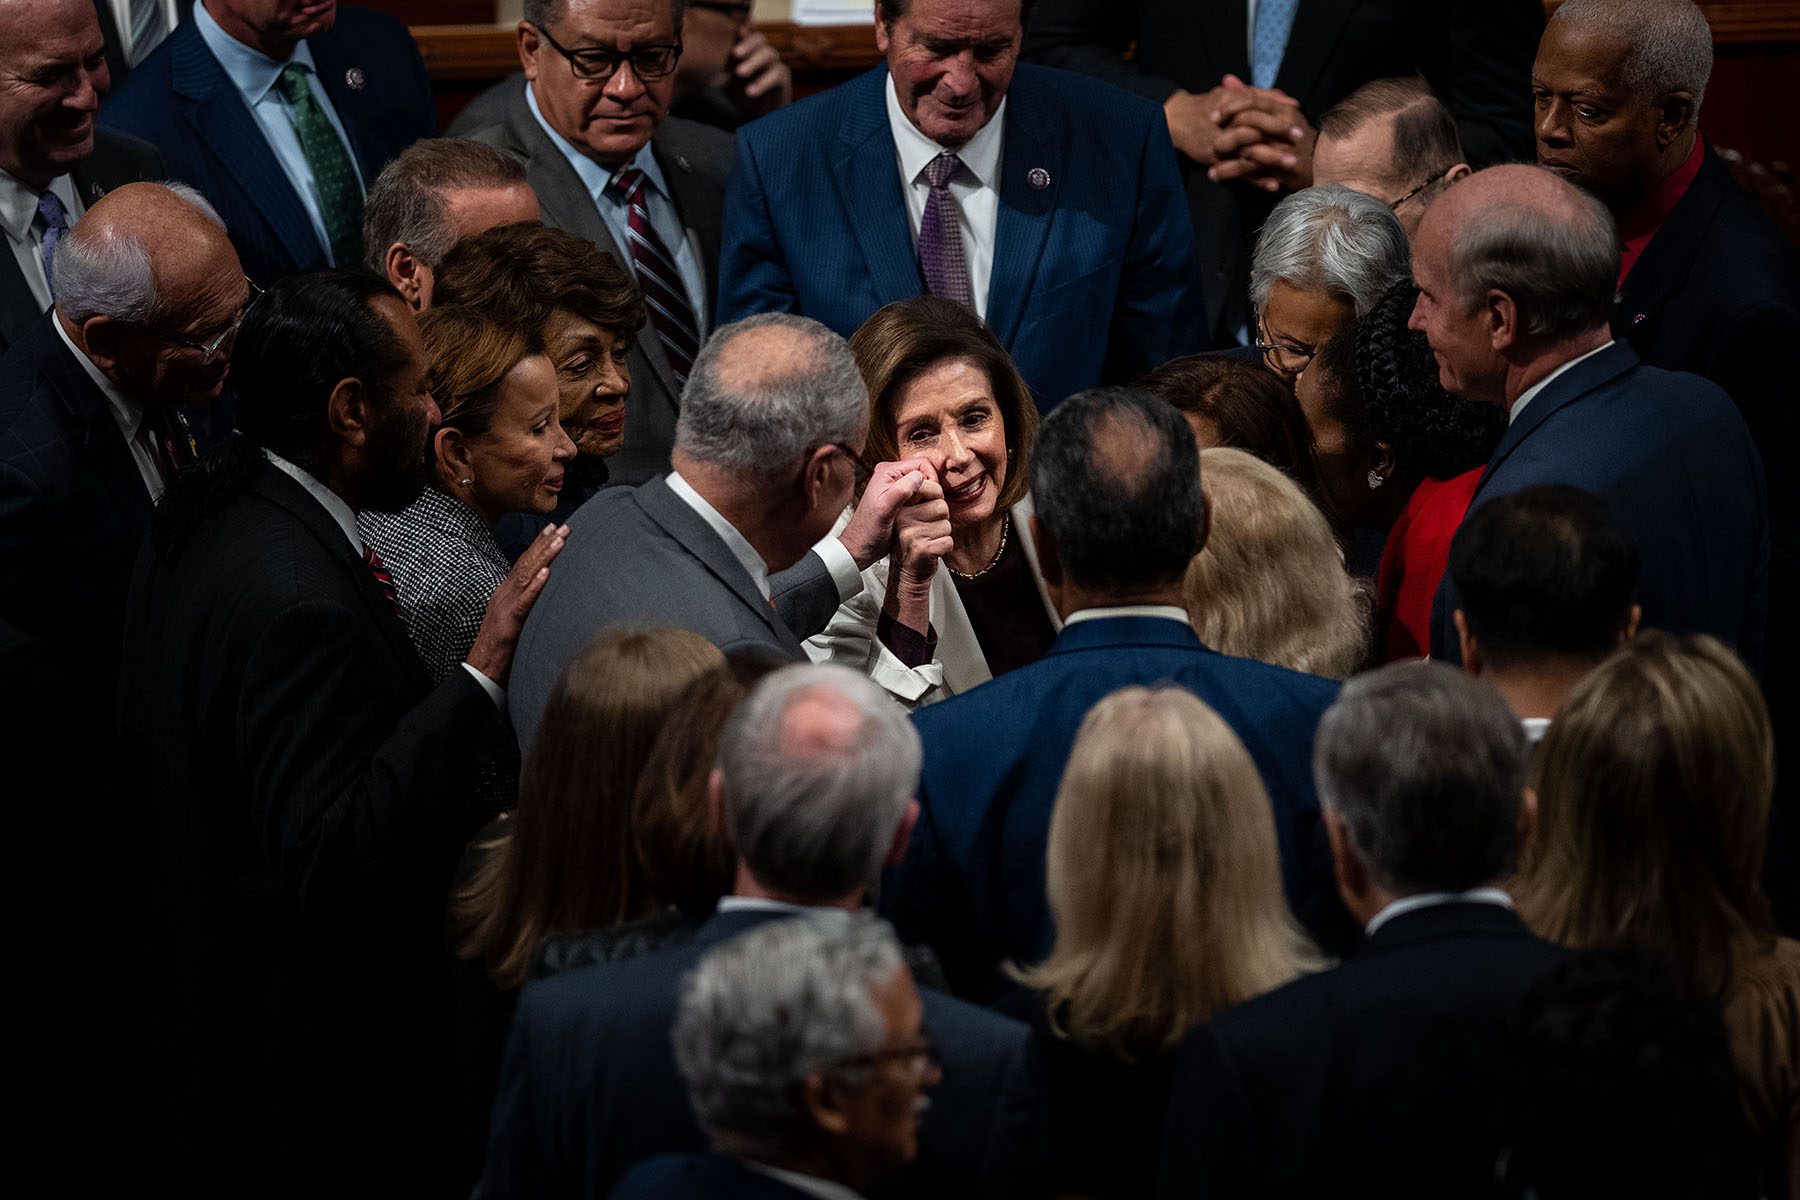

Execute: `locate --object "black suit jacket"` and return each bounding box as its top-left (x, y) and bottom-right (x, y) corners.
top-left (115, 458), bottom-right (515, 1197)
top-left (1156, 903), bottom-right (1565, 1198)
top-left (482, 907), bottom-right (1028, 1200)
top-left (613, 1154), bottom-right (831, 1200)
top-left (0, 129), bottom-right (164, 355)
top-left (1023, 0), bottom-right (1543, 339)
top-left (460, 81), bottom-right (733, 485)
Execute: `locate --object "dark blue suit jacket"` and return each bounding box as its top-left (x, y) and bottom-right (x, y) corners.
top-left (481, 907), bottom-right (1027, 1200)
top-left (717, 64), bottom-right (1207, 410)
top-left (1430, 342), bottom-right (1768, 667)
top-left (613, 1154), bottom-right (822, 1200)
top-left (882, 616), bottom-right (1344, 1001)
top-left (100, 6), bottom-right (435, 283)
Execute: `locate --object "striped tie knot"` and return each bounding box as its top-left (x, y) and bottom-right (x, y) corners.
top-left (361, 542), bottom-right (406, 629)
top-left (605, 165), bottom-right (701, 388)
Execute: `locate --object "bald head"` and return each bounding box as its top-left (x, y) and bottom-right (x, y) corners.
top-left (0, 0), bottom-right (110, 188)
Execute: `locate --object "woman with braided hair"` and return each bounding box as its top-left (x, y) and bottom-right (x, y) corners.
top-left (1295, 279), bottom-right (1507, 660)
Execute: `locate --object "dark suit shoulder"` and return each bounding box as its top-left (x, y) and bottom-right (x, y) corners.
top-left (89, 126), bottom-right (165, 179)
top-left (655, 116), bottom-right (735, 180)
top-left (613, 1154), bottom-right (811, 1200)
top-left (313, 4), bottom-right (417, 49)
top-left (1009, 58), bottom-right (1164, 125)
top-left (446, 73), bottom-right (521, 139)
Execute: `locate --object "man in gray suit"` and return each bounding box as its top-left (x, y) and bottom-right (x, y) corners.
top-left (459, 0), bottom-right (732, 486)
top-left (509, 313), bottom-right (945, 750)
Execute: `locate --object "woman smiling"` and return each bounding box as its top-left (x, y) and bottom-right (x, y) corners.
top-left (807, 297), bottom-right (1055, 707)
top-left (359, 305), bottom-right (575, 683)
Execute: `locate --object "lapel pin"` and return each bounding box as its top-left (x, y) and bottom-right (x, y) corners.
top-left (345, 67), bottom-right (366, 91)
top-left (1027, 167), bottom-right (1051, 190)
top-left (89, 182), bottom-right (106, 203)
top-left (675, 154), bottom-right (692, 172)
top-left (1631, 313), bottom-right (1647, 326)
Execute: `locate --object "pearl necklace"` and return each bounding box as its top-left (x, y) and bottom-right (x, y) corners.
top-left (947, 513), bottom-right (1010, 581)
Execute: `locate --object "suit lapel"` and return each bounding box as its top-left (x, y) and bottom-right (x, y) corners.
top-left (0, 251), bottom-right (44, 348)
top-left (656, 130), bottom-right (722, 302)
top-left (1469, 341), bottom-right (1640, 505)
top-left (37, 320), bottom-right (152, 539)
top-left (832, 71), bottom-right (930, 311)
top-left (1615, 144), bottom-right (1726, 339)
top-left (170, 25), bottom-right (324, 278)
top-left (988, 76), bottom-right (1061, 350)
top-left (1273, 0), bottom-right (1361, 110)
top-left (310, 39), bottom-right (378, 187)
top-left (633, 477), bottom-right (793, 647)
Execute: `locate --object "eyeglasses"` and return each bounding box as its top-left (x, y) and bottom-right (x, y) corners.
top-left (1252, 311), bottom-right (1316, 377)
top-left (145, 277), bottom-right (263, 365)
top-left (829, 440), bottom-right (875, 490)
top-left (531, 22), bottom-right (683, 82)
top-left (821, 1033), bottom-right (940, 1080)
top-left (1386, 177), bottom-right (1437, 213)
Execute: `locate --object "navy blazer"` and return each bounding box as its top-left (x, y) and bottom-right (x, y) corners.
top-left (613, 1154), bottom-right (823, 1200)
top-left (882, 615), bottom-right (1344, 1001)
top-left (481, 907), bottom-right (1028, 1200)
top-left (717, 64), bottom-right (1207, 410)
top-left (1156, 903), bottom-right (1565, 1198)
top-left (100, 6), bottom-right (435, 284)
top-left (1430, 341), bottom-right (1768, 668)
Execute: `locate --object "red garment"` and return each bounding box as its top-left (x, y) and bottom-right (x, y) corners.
top-left (1376, 469), bottom-right (1484, 662)
top-left (1617, 136), bottom-right (1706, 288)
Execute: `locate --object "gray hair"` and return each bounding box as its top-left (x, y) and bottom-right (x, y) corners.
top-left (1249, 184), bottom-right (1411, 317)
top-left (717, 664), bottom-right (921, 900)
top-left (1551, 0), bottom-right (1714, 115)
top-left (1447, 179), bottom-right (1618, 340)
top-left (360, 138), bottom-right (528, 274)
top-left (673, 911), bottom-right (906, 1155)
top-left (675, 314), bottom-right (869, 478)
top-left (1314, 661), bottom-right (1527, 894)
top-left (51, 181), bottom-right (226, 323)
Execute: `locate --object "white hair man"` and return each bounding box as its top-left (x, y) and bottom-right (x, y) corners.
top-left (481, 663), bottom-right (1026, 1200)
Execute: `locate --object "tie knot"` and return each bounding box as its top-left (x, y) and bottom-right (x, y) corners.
top-left (607, 167), bottom-right (646, 203)
top-left (35, 189), bottom-right (67, 233)
top-left (924, 152), bottom-right (963, 190)
top-left (276, 62), bottom-right (311, 103)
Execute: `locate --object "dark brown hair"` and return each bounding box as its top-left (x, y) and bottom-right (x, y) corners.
top-left (433, 222), bottom-right (646, 341)
top-left (1135, 355), bottom-right (1321, 496)
top-left (1317, 76), bottom-right (1466, 190)
top-left (420, 303), bottom-right (542, 439)
top-left (849, 296), bottom-right (1037, 509)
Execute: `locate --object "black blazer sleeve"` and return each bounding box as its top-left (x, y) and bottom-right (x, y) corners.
top-left (1022, 0), bottom-right (1185, 104)
top-left (1156, 1024), bottom-right (1255, 1199)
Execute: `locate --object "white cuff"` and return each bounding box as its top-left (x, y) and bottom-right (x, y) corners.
top-left (461, 662), bottom-right (507, 711)
top-left (815, 535), bottom-right (865, 604)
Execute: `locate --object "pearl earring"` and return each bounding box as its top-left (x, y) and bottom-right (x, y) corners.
top-left (459, 478), bottom-right (473, 488)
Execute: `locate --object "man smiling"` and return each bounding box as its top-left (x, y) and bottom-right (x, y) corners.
top-left (716, 0), bottom-right (1205, 411)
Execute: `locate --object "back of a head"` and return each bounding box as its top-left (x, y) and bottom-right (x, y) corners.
top-left (52, 181), bottom-right (230, 325)
top-left (419, 304), bottom-right (544, 434)
top-left (1184, 447), bottom-right (1368, 679)
top-left (432, 220), bottom-right (645, 336)
top-left (1250, 184), bottom-right (1411, 317)
top-left (1440, 166), bottom-right (1619, 341)
top-left (1025, 685), bottom-right (1315, 1057)
top-left (1317, 77), bottom-right (1466, 191)
top-left (360, 138), bottom-right (530, 273)
top-left (1497, 950), bottom-right (1756, 1199)
top-left (1315, 661), bottom-right (1526, 893)
top-left (716, 664), bottom-right (920, 901)
top-left (1550, 0), bottom-right (1714, 116)
top-left (1450, 485), bottom-right (1640, 669)
top-left (1134, 356), bottom-right (1320, 492)
top-left (676, 315), bottom-right (867, 479)
top-left (673, 911), bottom-right (905, 1156)
top-left (1033, 387), bottom-right (1204, 593)
top-left (1523, 632), bottom-right (1775, 997)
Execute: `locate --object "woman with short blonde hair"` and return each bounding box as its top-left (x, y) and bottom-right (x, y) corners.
top-left (1184, 447), bottom-right (1369, 680)
top-left (1007, 686), bottom-right (1321, 1197)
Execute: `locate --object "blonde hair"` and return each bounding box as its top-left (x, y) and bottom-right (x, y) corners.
top-left (1516, 632), bottom-right (1777, 1000)
top-left (1012, 687), bottom-right (1322, 1058)
top-left (1184, 447), bottom-right (1369, 679)
top-left (454, 627), bottom-right (724, 988)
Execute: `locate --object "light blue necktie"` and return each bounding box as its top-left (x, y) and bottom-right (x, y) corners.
top-left (1251, 0), bottom-right (1300, 90)
top-left (36, 190), bottom-right (68, 290)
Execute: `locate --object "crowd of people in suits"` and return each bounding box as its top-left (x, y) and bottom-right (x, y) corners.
top-left (3, 0), bottom-right (1799, 1195)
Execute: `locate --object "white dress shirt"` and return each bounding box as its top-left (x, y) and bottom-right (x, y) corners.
top-left (1508, 340), bottom-right (1614, 425)
top-left (666, 471), bottom-right (862, 605)
top-left (1364, 887), bottom-right (1514, 937)
top-left (524, 80), bottom-right (709, 339)
top-left (51, 313), bottom-right (166, 500)
top-left (885, 74), bottom-right (1004, 321)
top-left (1521, 716), bottom-right (1551, 744)
top-left (264, 451), bottom-right (505, 707)
top-left (0, 169), bottom-right (84, 315)
top-left (194, 0), bottom-right (363, 266)
top-left (1063, 604), bottom-right (1192, 626)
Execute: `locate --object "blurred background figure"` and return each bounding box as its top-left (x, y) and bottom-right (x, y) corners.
top-left (1312, 78), bottom-right (1471, 239)
top-left (1183, 447), bottom-right (1368, 680)
top-left (1135, 354), bottom-right (1320, 496)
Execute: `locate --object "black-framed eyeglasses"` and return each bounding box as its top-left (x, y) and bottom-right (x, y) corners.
top-left (688, 0), bottom-right (754, 17)
top-left (531, 22), bottom-right (683, 82)
top-left (144, 277), bottom-right (263, 365)
top-left (820, 1033), bottom-right (940, 1078)
top-left (829, 440), bottom-right (875, 490)
top-left (1252, 310), bottom-right (1315, 377)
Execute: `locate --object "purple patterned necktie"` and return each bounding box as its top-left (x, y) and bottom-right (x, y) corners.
top-left (606, 167), bottom-right (701, 388)
top-left (918, 151), bottom-right (972, 307)
top-left (36, 190), bottom-right (68, 290)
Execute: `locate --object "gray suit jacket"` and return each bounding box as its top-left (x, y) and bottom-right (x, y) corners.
top-left (459, 83), bottom-right (733, 486)
top-left (0, 130), bottom-right (164, 356)
top-left (509, 475), bottom-right (840, 751)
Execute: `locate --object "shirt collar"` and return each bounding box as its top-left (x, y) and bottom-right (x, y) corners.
top-left (1364, 887), bottom-right (1513, 937)
top-left (51, 311), bottom-right (138, 438)
top-left (0, 168), bottom-right (55, 242)
top-left (884, 71), bottom-right (1006, 189)
top-left (715, 896), bottom-right (807, 915)
top-left (1508, 340), bottom-right (1614, 425)
top-left (1618, 134), bottom-right (1706, 245)
top-left (265, 450), bottom-right (363, 554)
top-left (194, 0), bottom-right (318, 104)
top-left (665, 470), bottom-right (771, 601)
top-left (524, 79), bottom-right (669, 205)
top-left (1063, 604), bottom-right (1191, 626)
top-left (741, 1161), bottom-right (865, 1200)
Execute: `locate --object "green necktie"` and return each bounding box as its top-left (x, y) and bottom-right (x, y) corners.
top-left (276, 63), bottom-right (362, 267)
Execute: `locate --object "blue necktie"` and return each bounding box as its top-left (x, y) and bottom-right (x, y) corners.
top-left (36, 190), bottom-right (68, 291)
top-left (1252, 0), bottom-right (1299, 90)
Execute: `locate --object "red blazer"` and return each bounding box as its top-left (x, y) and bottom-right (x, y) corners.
top-left (1376, 470), bottom-right (1483, 661)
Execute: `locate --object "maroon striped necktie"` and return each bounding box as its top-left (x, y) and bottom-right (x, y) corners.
top-left (361, 542), bottom-right (406, 629)
top-left (606, 166), bottom-right (701, 388)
